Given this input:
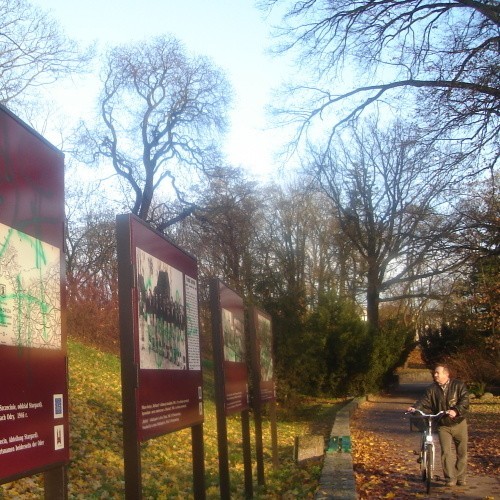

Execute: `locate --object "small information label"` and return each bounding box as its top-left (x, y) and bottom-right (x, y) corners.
top-left (140, 400), bottom-right (189, 431)
top-left (53, 394), bottom-right (63, 419)
top-left (54, 425), bottom-right (64, 450)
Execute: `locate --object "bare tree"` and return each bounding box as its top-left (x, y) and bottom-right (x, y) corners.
top-left (171, 166), bottom-right (262, 295)
top-left (452, 173), bottom-right (499, 333)
top-left (65, 181), bottom-right (118, 301)
top-left (262, 184), bottom-right (309, 301)
top-left (81, 35), bottom-right (231, 227)
top-left (0, 0), bottom-right (91, 107)
top-left (309, 119), bottom-right (465, 330)
top-left (453, 172), bottom-right (500, 260)
top-left (65, 181), bottom-right (119, 351)
top-left (264, 0), bottom-right (499, 170)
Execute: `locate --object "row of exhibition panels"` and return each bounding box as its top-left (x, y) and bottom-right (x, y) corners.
top-left (0, 104), bottom-right (276, 498)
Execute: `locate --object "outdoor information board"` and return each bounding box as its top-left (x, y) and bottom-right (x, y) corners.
top-left (209, 279), bottom-right (252, 499)
top-left (249, 305), bottom-right (278, 483)
top-left (117, 214), bottom-right (206, 498)
top-left (211, 280), bottom-right (249, 415)
top-left (250, 307), bottom-right (276, 403)
top-left (0, 105), bottom-right (69, 483)
top-left (117, 214), bottom-right (204, 442)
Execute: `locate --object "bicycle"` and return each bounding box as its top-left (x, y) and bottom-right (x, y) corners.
top-left (405, 409), bottom-right (445, 494)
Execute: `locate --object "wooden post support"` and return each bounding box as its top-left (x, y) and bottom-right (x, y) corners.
top-left (117, 215), bottom-right (142, 499)
top-left (44, 465), bottom-right (67, 500)
top-left (241, 409), bottom-right (253, 498)
top-left (269, 401), bottom-right (279, 469)
top-left (191, 424), bottom-right (206, 500)
top-left (253, 400), bottom-right (265, 486)
top-left (210, 279), bottom-right (231, 500)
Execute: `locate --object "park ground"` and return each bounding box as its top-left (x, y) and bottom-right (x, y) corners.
top-left (1, 341), bottom-right (498, 498)
top-left (351, 386), bottom-right (500, 499)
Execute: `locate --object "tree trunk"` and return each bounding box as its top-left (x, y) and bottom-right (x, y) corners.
top-left (366, 265), bottom-right (380, 331)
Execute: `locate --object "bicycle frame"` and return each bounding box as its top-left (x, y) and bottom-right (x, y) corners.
top-left (407, 410), bottom-right (445, 494)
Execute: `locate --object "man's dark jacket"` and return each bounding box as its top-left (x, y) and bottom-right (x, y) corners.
top-left (415, 379), bottom-right (469, 427)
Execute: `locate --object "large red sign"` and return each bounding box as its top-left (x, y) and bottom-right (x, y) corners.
top-left (213, 281), bottom-right (249, 415)
top-left (117, 214), bottom-right (203, 442)
top-left (0, 105), bottom-right (69, 482)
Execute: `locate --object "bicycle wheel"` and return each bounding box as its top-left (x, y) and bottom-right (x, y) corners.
top-left (425, 443), bottom-right (433, 494)
top-left (420, 447), bottom-right (427, 482)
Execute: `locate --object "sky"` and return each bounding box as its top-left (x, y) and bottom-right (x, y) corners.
top-left (32, 0), bottom-right (295, 183)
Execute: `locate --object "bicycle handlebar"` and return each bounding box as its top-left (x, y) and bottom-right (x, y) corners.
top-left (405, 409), bottom-right (446, 418)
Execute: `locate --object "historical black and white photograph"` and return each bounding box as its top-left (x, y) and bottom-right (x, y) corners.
top-left (222, 308), bottom-right (245, 363)
top-left (257, 314), bottom-right (273, 382)
top-left (136, 247), bottom-right (187, 370)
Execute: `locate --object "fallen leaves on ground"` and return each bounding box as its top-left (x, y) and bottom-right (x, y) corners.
top-left (1, 340), bottom-right (343, 499)
top-left (467, 397), bottom-right (500, 477)
top-left (351, 397), bottom-right (500, 499)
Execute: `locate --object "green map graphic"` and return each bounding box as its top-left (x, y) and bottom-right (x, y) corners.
top-left (0, 223), bottom-right (61, 349)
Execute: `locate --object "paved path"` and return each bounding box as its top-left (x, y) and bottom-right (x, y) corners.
top-left (351, 384), bottom-right (500, 499)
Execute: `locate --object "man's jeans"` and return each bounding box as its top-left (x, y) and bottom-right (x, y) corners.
top-left (438, 419), bottom-right (468, 482)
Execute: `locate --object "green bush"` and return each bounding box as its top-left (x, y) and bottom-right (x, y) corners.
top-left (268, 290), bottom-right (416, 399)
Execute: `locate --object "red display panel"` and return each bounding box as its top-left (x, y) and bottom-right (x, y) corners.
top-left (117, 215), bottom-right (203, 442)
top-left (0, 105), bottom-right (69, 482)
top-left (214, 281), bottom-right (249, 415)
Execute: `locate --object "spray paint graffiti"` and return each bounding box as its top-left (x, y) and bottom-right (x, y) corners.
top-left (0, 222), bottom-right (61, 349)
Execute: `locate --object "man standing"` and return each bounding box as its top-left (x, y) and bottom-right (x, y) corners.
top-left (408, 364), bottom-right (470, 486)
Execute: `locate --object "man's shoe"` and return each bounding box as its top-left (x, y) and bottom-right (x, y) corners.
top-left (457, 480), bottom-right (467, 486)
top-left (445, 480), bottom-right (457, 487)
